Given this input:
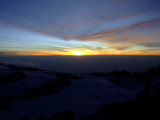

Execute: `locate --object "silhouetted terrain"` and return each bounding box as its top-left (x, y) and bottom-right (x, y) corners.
top-left (0, 62), bottom-right (160, 120)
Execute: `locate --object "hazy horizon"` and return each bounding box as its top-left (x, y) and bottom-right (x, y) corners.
top-left (0, 55), bottom-right (160, 73)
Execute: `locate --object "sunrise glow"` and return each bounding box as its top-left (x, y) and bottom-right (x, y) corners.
top-left (0, 0), bottom-right (160, 56)
top-left (71, 51), bottom-right (84, 56)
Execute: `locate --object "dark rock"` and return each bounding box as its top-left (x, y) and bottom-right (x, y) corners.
top-left (19, 77), bottom-right (71, 98)
top-left (48, 110), bottom-right (74, 120)
top-left (0, 62), bottom-right (6, 66)
top-left (107, 70), bottom-right (132, 76)
top-left (37, 115), bottom-right (46, 120)
top-left (57, 73), bottom-right (84, 80)
top-left (8, 64), bottom-right (45, 71)
top-left (81, 89), bottom-right (160, 120)
top-left (0, 71), bottom-right (27, 83)
top-left (84, 72), bottom-right (107, 76)
top-left (0, 94), bottom-right (15, 111)
top-left (20, 116), bottom-right (29, 120)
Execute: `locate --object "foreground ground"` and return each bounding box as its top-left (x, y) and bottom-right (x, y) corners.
top-left (0, 63), bottom-right (160, 120)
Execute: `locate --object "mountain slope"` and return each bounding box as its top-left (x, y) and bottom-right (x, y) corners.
top-left (0, 63), bottom-right (160, 120)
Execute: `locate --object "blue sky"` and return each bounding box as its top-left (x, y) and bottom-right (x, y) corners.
top-left (0, 0), bottom-right (160, 55)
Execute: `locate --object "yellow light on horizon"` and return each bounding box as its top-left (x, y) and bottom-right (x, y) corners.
top-left (71, 51), bottom-right (84, 56)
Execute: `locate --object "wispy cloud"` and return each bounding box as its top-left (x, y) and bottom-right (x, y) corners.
top-left (0, 0), bottom-right (159, 39)
top-left (0, 51), bottom-right (19, 56)
top-left (0, 0), bottom-right (160, 55)
top-left (76, 18), bottom-right (160, 50)
top-left (76, 18), bottom-right (160, 40)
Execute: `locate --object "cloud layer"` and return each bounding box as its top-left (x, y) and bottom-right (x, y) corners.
top-left (0, 0), bottom-right (160, 55)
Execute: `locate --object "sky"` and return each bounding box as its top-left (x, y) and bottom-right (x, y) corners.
top-left (0, 0), bottom-right (160, 56)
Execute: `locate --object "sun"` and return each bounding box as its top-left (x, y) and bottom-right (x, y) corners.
top-left (72, 51), bottom-right (84, 56)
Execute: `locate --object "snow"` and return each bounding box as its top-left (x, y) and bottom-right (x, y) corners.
top-left (0, 74), bottom-right (144, 120)
top-left (0, 64), bottom-right (159, 120)
top-left (0, 65), bottom-right (10, 70)
top-left (0, 68), bottom-right (13, 77)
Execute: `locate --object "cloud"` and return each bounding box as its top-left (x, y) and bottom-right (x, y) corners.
top-left (141, 42), bottom-right (160, 48)
top-left (76, 18), bottom-right (160, 40)
top-left (0, 51), bottom-right (19, 56)
top-left (0, 0), bottom-right (160, 40)
top-left (76, 18), bottom-right (160, 50)
top-left (0, 0), bottom-right (160, 55)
